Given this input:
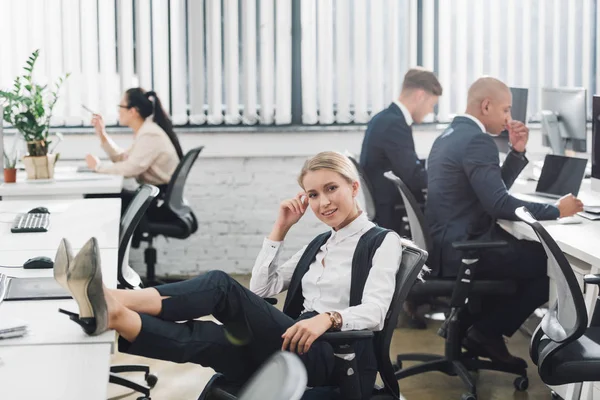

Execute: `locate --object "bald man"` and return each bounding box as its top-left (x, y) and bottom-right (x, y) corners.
top-left (425, 77), bottom-right (583, 365)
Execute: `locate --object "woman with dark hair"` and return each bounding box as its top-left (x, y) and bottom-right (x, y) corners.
top-left (86, 88), bottom-right (184, 185)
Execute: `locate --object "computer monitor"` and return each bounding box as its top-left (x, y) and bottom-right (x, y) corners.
top-left (492, 87), bottom-right (528, 153)
top-left (591, 95), bottom-right (600, 193)
top-left (540, 87), bottom-right (587, 155)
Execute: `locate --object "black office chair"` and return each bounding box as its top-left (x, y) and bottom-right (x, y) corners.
top-left (135, 146), bottom-right (203, 285)
top-left (109, 184), bottom-right (160, 400)
top-left (384, 171), bottom-right (528, 400)
top-left (346, 153), bottom-right (377, 221)
top-left (198, 352), bottom-right (307, 400)
top-left (198, 241), bottom-right (429, 400)
top-left (516, 206), bottom-right (600, 394)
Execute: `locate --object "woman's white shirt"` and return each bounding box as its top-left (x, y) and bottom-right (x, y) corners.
top-left (250, 213), bottom-right (403, 331)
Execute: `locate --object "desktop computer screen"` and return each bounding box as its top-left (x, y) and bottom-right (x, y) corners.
top-left (493, 87), bottom-right (528, 153)
top-left (540, 87), bottom-right (587, 154)
top-left (592, 95), bottom-right (600, 193)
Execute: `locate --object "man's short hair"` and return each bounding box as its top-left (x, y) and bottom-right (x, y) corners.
top-left (401, 67), bottom-right (443, 96)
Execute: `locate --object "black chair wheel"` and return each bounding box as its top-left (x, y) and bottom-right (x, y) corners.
top-left (513, 376), bottom-right (528, 391)
top-left (461, 393), bottom-right (477, 400)
top-left (145, 373), bottom-right (158, 388)
top-left (136, 397), bottom-right (151, 400)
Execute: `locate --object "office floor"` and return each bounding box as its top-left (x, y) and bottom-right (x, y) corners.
top-left (107, 275), bottom-right (553, 400)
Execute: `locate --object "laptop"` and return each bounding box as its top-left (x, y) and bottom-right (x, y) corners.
top-left (526, 154), bottom-right (587, 200)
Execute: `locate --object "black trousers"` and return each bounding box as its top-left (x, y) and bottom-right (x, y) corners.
top-left (464, 226), bottom-right (549, 337)
top-left (118, 271), bottom-right (353, 393)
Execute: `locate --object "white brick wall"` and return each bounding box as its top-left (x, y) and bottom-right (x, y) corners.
top-left (128, 156), bottom-right (327, 277)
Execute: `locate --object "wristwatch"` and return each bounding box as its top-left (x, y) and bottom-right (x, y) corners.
top-left (325, 311), bottom-right (343, 331)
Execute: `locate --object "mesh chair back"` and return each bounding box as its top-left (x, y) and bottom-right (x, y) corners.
top-left (384, 171), bottom-right (433, 253)
top-left (346, 153), bottom-right (377, 221)
top-left (238, 352), bottom-right (307, 400)
top-left (375, 241), bottom-right (428, 397)
top-left (118, 184), bottom-right (160, 288)
top-left (163, 146), bottom-right (203, 217)
top-left (516, 207), bottom-right (587, 342)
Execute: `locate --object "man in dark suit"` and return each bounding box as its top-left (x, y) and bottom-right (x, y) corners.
top-left (426, 77), bottom-right (583, 364)
top-left (360, 67), bottom-right (442, 234)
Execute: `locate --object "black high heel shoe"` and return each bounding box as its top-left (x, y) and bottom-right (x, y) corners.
top-left (58, 237), bottom-right (109, 336)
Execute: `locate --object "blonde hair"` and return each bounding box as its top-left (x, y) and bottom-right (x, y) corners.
top-left (297, 151), bottom-right (359, 189)
top-left (401, 67), bottom-right (443, 96)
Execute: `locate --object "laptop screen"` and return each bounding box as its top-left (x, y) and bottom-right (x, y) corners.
top-left (536, 154), bottom-right (588, 196)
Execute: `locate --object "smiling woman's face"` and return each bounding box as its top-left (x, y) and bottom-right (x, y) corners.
top-left (302, 169), bottom-right (360, 231)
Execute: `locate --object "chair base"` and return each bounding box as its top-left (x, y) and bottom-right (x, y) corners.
top-left (109, 364), bottom-right (158, 399)
top-left (395, 353), bottom-right (527, 399)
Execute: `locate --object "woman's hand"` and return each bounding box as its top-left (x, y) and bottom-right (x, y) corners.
top-left (90, 114), bottom-right (108, 143)
top-left (268, 192), bottom-right (309, 241)
top-left (281, 314), bottom-right (332, 355)
top-left (86, 154), bottom-right (100, 170)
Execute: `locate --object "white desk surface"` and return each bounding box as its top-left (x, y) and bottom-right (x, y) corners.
top-left (0, 165), bottom-right (123, 199)
top-left (0, 198), bottom-right (120, 251)
top-left (499, 179), bottom-right (600, 267)
top-left (0, 248), bottom-right (117, 347)
top-left (0, 343), bottom-right (111, 400)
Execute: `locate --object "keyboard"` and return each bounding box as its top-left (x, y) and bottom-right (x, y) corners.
top-left (11, 213), bottom-right (50, 233)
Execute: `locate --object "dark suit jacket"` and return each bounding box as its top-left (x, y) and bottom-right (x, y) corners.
top-left (426, 116), bottom-right (560, 276)
top-left (360, 103), bottom-right (427, 231)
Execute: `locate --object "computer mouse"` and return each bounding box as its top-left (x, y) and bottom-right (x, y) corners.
top-left (28, 207), bottom-right (50, 214)
top-left (23, 256), bottom-right (54, 269)
top-left (556, 216), bottom-right (582, 225)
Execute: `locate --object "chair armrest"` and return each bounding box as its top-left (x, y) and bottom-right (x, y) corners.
top-left (264, 298), bottom-right (278, 305)
top-left (319, 330), bottom-right (374, 344)
top-left (452, 240), bottom-right (508, 251)
top-left (584, 274), bottom-right (600, 286)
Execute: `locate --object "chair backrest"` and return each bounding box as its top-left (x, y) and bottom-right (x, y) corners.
top-left (237, 352), bottom-right (307, 400)
top-left (384, 171), bottom-right (433, 253)
top-left (516, 207), bottom-right (587, 377)
top-left (346, 152), bottom-right (377, 221)
top-left (118, 184), bottom-right (160, 288)
top-left (375, 241), bottom-right (428, 398)
top-left (516, 207), bottom-right (587, 342)
top-left (163, 146), bottom-right (203, 217)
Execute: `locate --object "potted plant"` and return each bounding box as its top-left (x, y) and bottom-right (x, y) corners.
top-left (3, 149), bottom-right (17, 183)
top-left (0, 49), bottom-right (69, 180)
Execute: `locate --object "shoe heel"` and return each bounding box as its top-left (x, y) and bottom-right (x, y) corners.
top-left (58, 308), bottom-right (98, 335)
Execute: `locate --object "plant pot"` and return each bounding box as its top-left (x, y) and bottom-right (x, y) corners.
top-left (3, 168), bottom-right (17, 183)
top-left (22, 154), bottom-right (57, 180)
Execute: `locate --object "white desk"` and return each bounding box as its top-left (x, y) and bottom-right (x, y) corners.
top-left (499, 179), bottom-right (600, 400)
top-left (0, 248), bottom-right (117, 347)
top-left (0, 165), bottom-right (123, 200)
top-left (0, 199), bottom-right (121, 399)
top-left (0, 198), bottom-right (120, 251)
top-left (0, 343), bottom-right (111, 400)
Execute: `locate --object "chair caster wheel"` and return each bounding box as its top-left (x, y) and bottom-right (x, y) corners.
top-left (145, 373), bottom-right (158, 388)
top-left (136, 397), bottom-right (151, 400)
top-left (461, 393), bottom-right (476, 400)
top-left (513, 376), bottom-right (528, 391)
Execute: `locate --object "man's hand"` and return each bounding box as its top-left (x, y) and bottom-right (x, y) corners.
top-left (281, 314), bottom-right (332, 355)
top-left (507, 120), bottom-right (529, 153)
top-left (556, 194), bottom-right (584, 218)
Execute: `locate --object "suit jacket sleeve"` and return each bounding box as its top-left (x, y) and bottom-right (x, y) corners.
top-left (381, 121), bottom-right (427, 196)
top-left (462, 134), bottom-right (560, 221)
